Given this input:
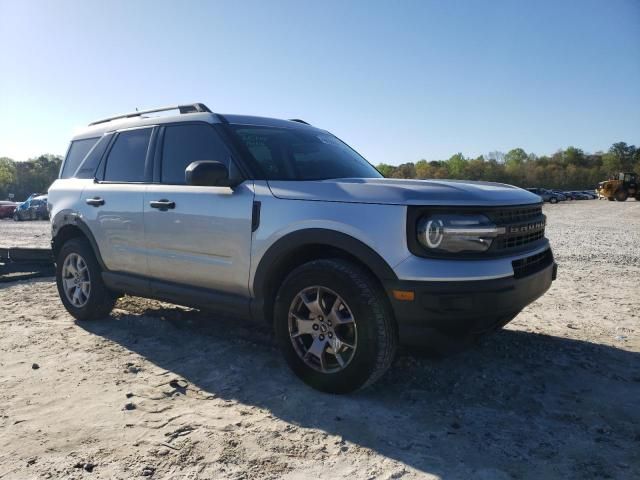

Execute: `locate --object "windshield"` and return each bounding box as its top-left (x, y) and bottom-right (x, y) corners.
top-left (228, 125), bottom-right (382, 181)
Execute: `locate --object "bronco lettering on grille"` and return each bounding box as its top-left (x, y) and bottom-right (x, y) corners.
top-left (509, 221), bottom-right (545, 234)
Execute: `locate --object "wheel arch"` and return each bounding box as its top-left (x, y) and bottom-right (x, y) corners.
top-left (52, 212), bottom-right (106, 269)
top-left (251, 229), bottom-right (398, 324)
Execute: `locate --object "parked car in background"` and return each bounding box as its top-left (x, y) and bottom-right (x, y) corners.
top-left (548, 190), bottom-right (568, 201)
top-left (526, 188), bottom-right (560, 203)
top-left (566, 191), bottom-right (591, 200)
top-left (580, 191), bottom-right (598, 199)
top-left (0, 201), bottom-right (19, 219)
top-left (13, 195), bottom-right (49, 221)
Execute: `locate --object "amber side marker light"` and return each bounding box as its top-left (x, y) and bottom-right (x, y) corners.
top-left (392, 290), bottom-right (415, 301)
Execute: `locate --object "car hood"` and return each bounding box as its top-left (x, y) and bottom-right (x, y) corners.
top-left (267, 178), bottom-right (541, 206)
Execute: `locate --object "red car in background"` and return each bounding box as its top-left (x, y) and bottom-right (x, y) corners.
top-left (0, 201), bottom-right (19, 219)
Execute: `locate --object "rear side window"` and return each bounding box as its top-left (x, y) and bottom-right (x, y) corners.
top-left (104, 129), bottom-right (152, 182)
top-left (60, 138), bottom-right (99, 178)
top-left (161, 124), bottom-right (231, 184)
top-left (74, 134), bottom-right (113, 179)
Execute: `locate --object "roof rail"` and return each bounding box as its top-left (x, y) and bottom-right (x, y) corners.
top-left (88, 103), bottom-right (212, 126)
top-left (289, 118), bottom-right (310, 125)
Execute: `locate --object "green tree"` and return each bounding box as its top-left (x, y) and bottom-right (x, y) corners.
top-left (504, 148), bottom-right (527, 168)
top-left (0, 157), bottom-right (17, 199)
top-left (376, 163), bottom-right (396, 177)
top-left (609, 142), bottom-right (636, 171)
top-left (447, 153), bottom-right (467, 178)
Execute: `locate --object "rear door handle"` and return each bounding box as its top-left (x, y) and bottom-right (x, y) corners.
top-left (149, 199), bottom-right (176, 210)
top-left (85, 197), bottom-right (105, 207)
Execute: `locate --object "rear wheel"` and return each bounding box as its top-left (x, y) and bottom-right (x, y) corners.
top-left (549, 197), bottom-right (558, 204)
top-left (274, 259), bottom-right (397, 394)
top-left (615, 190), bottom-right (628, 202)
top-left (56, 238), bottom-right (116, 321)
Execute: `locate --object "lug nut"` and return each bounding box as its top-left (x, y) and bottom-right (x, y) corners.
top-left (328, 332), bottom-right (333, 338)
top-left (319, 334), bottom-right (325, 341)
top-left (318, 316), bottom-right (324, 322)
top-left (313, 324), bottom-right (319, 331)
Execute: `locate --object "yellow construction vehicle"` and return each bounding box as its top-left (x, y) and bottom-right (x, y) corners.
top-left (597, 172), bottom-right (639, 201)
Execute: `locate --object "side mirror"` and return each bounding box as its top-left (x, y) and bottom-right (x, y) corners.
top-left (185, 161), bottom-right (239, 187)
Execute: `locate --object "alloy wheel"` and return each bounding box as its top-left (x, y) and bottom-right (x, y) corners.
top-left (288, 286), bottom-right (358, 374)
top-left (61, 252), bottom-right (91, 308)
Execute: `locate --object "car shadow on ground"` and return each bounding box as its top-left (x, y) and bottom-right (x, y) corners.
top-left (80, 303), bottom-right (640, 479)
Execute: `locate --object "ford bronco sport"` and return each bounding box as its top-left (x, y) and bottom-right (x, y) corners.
top-left (48, 103), bottom-right (557, 393)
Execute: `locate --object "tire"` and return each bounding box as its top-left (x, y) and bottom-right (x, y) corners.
top-left (607, 197), bottom-right (614, 201)
top-left (549, 197), bottom-right (558, 204)
top-left (615, 190), bottom-right (628, 202)
top-left (274, 258), bottom-right (397, 394)
top-left (13, 212), bottom-right (19, 221)
top-left (56, 237), bottom-right (116, 321)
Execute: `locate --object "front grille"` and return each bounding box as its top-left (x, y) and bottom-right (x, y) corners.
top-left (512, 249), bottom-right (553, 279)
top-left (496, 229), bottom-right (545, 249)
top-left (487, 205), bottom-right (542, 225)
top-left (489, 205), bottom-right (546, 252)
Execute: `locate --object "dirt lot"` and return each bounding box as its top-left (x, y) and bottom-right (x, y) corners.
top-left (0, 201), bottom-right (638, 479)
top-left (0, 219), bottom-right (51, 249)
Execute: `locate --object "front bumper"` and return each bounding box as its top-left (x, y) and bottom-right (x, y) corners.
top-left (385, 257), bottom-right (557, 347)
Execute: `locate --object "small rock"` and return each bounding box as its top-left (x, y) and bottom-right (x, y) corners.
top-left (141, 466), bottom-right (155, 476)
top-left (123, 402), bottom-right (136, 411)
top-left (31, 363), bottom-right (39, 370)
top-left (84, 462), bottom-right (95, 472)
top-left (126, 392), bottom-right (134, 398)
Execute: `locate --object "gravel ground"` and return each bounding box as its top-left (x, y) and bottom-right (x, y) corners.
top-left (0, 219), bottom-right (51, 249)
top-left (0, 200), bottom-right (638, 479)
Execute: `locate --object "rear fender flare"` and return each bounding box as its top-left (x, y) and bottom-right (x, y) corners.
top-left (51, 210), bottom-right (106, 269)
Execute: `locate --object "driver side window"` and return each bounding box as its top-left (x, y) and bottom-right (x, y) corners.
top-left (161, 124), bottom-right (232, 185)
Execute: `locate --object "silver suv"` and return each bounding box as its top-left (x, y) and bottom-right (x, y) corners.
top-left (49, 103), bottom-right (557, 393)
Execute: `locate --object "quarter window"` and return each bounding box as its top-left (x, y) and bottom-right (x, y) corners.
top-left (104, 129), bottom-right (151, 182)
top-left (60, 137), bottom-right (99, 178)
top-left (75, 134), bottom-right (113, 179)
top-left (161, 124), bottom-right (231, 184)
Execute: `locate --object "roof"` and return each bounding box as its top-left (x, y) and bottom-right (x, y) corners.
top-left (70, 103), bottom-right (321, 141)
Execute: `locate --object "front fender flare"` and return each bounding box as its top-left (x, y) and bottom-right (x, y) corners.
top-left (251, 228), bottom-right (398, 321)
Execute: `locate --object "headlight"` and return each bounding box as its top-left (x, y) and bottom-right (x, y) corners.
top-left (416, 214), bottom-right (505, 253)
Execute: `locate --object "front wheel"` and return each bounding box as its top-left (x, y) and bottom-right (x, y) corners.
top-left (56, 237), bottom-right (116, 321)
top-left (615, 190), bottom-right (628, 202)
top-left (274, 259), bottom-right (397, 394)
top-left (549, 197), bottom-right (558, 204)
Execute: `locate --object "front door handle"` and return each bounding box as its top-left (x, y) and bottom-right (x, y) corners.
top-left (149, 199), bottom-right (176, 210)
top-left (85, 197), bottom-right (105, 207)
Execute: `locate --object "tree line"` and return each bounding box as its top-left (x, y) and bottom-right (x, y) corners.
top-left (0, 142), bottom-right (638, 201)
top-left (376, 142), bottom-right (639, 190)
top-left (0, 155), bottom-right (62, 201)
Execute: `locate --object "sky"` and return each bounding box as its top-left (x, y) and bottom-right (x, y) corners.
top-left (0, 0), bottom-right (638, 165)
